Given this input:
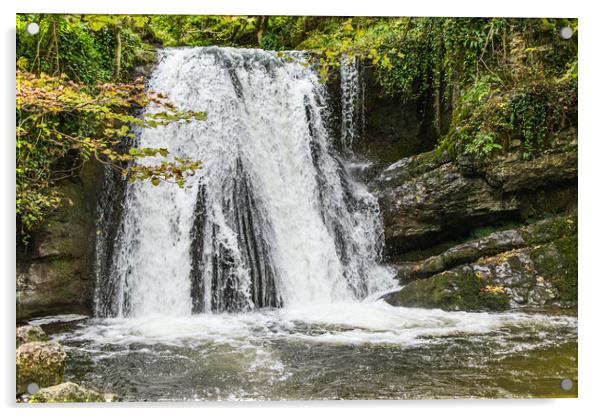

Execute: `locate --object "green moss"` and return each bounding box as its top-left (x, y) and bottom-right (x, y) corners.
top-left (551, 236), bottom-right (578, 302)
top-left (50, 258), bottom-right (78, 283)
top-left (529, 235), bottom-right (577, 303)
top-left (16, 342), bottom-right (66, 394)
top-left (390, 270), bottom-right (509, 311)
top-left (521, 215), bottom-right (577, 244)
top-left (29, 382), bottom-right (106, 403)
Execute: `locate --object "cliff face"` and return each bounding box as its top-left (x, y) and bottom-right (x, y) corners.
top-left (16, 163), bottom-right (102, 320)
top-left (374, 131), bottom-right (577, 254)
top-left (369, 131), bottom-right (577, 311)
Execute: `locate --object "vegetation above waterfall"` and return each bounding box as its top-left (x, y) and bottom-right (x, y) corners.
top-left (16, 15), bottom-right (577, 239)
top-left (16, 15), bottom-right (206, 238)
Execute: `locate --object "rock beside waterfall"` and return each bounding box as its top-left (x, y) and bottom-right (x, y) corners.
top-left (374, 132), bottom-right (577, 255)
top-left (376, 160), bottom-right (521, 254)
top-left (16, 325), bottom-right (48, 347)
top-left (376, 129), bottom-right (577, 312)
top-left (384, 235), bottom-right (577, 311)
top-left (16, 161), bottom-right (105, 320)
top-left (30, 382), bottom-right (107, 403)
top-left (16, 342), bottom-right (66, 394)
top-left (394, 215), bottom-right (577, 281)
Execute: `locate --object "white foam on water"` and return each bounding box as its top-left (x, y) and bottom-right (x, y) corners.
top-left (26, 314), bottom-right (89, 326)
top-left (54, 302), bottom-right (576, 351)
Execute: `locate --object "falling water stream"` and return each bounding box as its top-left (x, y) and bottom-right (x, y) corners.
top-left (35, 47), bottom-right (577, 400)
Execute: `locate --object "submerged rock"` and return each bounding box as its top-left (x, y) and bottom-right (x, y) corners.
top-left (30, 382), bottom-right (107, 403)
top-left (16, 342), bottom-right (66, 394)
top-left (16, 325), bottom-right (48, 347)
top-left (384, 235), bottom-right (577, 311)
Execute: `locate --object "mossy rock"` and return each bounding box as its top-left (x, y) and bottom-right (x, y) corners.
top-left (385, 270), bottom-right (510, 311)
top-left (30, 382), bottom-right (106, 403)
top-left (16, 342), bottom-right (66, 394)
top-left (16, 325), bottom-right (47, 347)
top-left (387, 233), bottom-right (577, 311)
top-left (531, 235), bottom-right (577, 303)
top-left (520, 215), bottom-right (577, 245)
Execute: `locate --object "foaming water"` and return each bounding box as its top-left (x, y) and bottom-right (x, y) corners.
top-left (55, 302), bottom-right (576, 349)
top-left (46, 303), bottom-right (577, 400)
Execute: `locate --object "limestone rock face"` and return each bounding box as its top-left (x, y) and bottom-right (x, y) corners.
top-left (30, 382), bottom-right (106, 403)
top-left (394, 215), bottom-right (577, 281)
top-left (377, 161), bottom-right (520, 253)
top-left (376, 129), bottom-right (577, 312)
top-left (16, 341), bottom-right (66, 394)
top-left (384, 235), bottom-right (577, 311)
top-left (16, 325), bottom-right (48, 347)
top-left (374, 138), bottom-right (577, 255)
top-left (16, 162), bottom-right (106, 320)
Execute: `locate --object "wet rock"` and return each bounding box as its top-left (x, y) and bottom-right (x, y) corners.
top-left (17, 260), bottom-right (88, 320)
top-left (395, 215), bottom-right (577, 281)
top-left (385, 236), bottom-right (577, 311)
top-left (377, 161), bottom-right (519, 253)
top-left (372, 149), bottom-right (451, 190)
top-left (384, 269), bottom-right (510, 311)
top-left (16, 162), bottom-right (104, 320)
top-left (16, 342), bottom-right (66, 394)
top-left (16, 325), bottom-right (47, 347)
top-left (481, 150), bottom-right (577, 192)
top-left (30, 382), bottom-right (106, 403)
top-left (374, 135), bottom-right (577, 255)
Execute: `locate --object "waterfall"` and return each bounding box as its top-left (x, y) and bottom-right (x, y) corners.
top-left (95, 47), bottom-right (393, 318)
top-left (339, 55), bottom-right (364, 155)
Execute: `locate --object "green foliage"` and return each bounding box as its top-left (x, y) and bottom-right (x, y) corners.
top-left (436, 18), bottom-right (577, 159)
top-left (16, 71), bottom-right (204, 237)
top-left (464, 131), bottom-right (503, 157)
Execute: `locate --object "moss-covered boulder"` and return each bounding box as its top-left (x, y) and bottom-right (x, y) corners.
top-left (385, 236), bottom-right (577, 311)
top-left (395, 215), bottom-right (577, 281)
top-left (30, 382), bottom-right (106, 403)
top-left (16, 342), bottom-right (66, 394)
top-left (530, 235), bottom-right (578, 303)
top-left (384, 270), bottom-right (510, 311)
top-left (16, 325), bottom-right (47, 347)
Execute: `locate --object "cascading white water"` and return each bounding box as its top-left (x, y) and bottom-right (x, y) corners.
top-left (339, 55), bottom-right (363, 155)
top-left (96, 47), bottom-right (394, 318)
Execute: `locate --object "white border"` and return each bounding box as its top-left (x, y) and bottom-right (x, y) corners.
top-left (14, 0), bottom-right (579, 17)
top-left (2, 1), bottom-right (600, 415)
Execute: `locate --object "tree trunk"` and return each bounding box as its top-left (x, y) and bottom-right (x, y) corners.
top-left (256, 16), bottom-right (269, 44)
top-left (43, 20), bottom-right (56, 60)
top-left (113, 26), bottom-right (122, 80)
